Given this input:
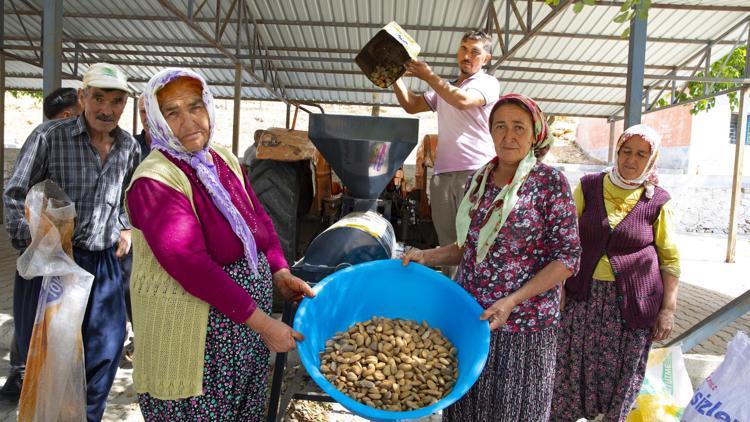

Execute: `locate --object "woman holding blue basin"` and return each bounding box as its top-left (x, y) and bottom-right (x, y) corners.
top-left (403, 93), bottom-right (581, 420)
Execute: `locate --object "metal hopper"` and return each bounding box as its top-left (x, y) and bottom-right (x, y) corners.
top-left (307, 113), bottom-right (419, 200)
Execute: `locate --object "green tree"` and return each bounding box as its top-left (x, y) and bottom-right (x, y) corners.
top-left (545, 0), bottom-right (650, 37)
top-left (9, 90), bottom-right (43, 102)
top-left (654, 46), bottom-right (746, 114)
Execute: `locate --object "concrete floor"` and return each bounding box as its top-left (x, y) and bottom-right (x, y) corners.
top-left (0, 231), bottom-right (747, 420)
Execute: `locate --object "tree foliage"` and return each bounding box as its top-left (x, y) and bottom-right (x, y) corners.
top-left (540, 1), bottom-right (746, 115)
top-left (9, 90), bottom-right (43, 102)
top-left (654, 46), bottom-right (746, 115)
top-left (544, 0), bottom-right (651, 37)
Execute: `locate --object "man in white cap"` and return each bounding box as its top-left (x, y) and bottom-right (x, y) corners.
top-left (4, 62), bottom-right (141, 420)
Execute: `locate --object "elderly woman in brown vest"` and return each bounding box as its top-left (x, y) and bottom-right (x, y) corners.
top-left (551, 124), bottom-right (681, 421)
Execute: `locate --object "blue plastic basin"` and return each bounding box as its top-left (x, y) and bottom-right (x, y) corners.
top-left (294, 259), bottom-right (490, 421)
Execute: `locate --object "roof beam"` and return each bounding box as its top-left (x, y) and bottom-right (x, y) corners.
top-left (593, 1), bottom-right (750, 13)
top-left (5, 52), bottom-right (737, 85)
top-left (0, 44), bottom-right (706, 71)
top-left (157, 0), bottom-right (287, 102)
top-left (509, 0), bottom-right (528, 34)
top-left (611, 86), bottom-right (746, 121)
top-left (610, 14), bottom-right (750, 118)
top-left (3, 64), bottom-right (627, 96)
top-left (0, 85), bottom-right (616, 116)
top-left (3, 9), bottom-right (743, 45)
top-left (8, 49), bottom-right (744, 84)
top-left (2, 38), bottom-right (705, 71)
top-left (490, 0), bottom-right (574, 71)
top-left (1, 57), bottom-right (631, 90)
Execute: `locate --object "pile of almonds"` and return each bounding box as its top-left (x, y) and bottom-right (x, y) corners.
top-left (370, 64), bottom-right (402, 88)
top-left (319, 317), bottom-right (458, 411)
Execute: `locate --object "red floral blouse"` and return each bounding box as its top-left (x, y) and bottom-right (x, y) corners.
top-left (458, 162), bottom-right (581, 333)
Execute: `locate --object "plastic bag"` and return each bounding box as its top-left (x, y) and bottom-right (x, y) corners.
top-left (682, 331), bottom-right (750, 422)
top-left (626, 346), bottom-right (693, 422)
top-left (17, 180), bottom-right (93, 422)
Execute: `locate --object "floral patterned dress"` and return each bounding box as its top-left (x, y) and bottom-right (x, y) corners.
top-left (444, 162), bottom-right (580, 422)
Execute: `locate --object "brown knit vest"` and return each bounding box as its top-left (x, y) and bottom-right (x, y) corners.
top-left (564, 172), bottom-right (670, 329)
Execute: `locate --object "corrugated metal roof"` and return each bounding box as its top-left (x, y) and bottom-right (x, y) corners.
top-left (2, 0), bottom-right (749, 118)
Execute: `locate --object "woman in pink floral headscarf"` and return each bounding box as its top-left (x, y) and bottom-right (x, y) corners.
top-left (551, 124), bottom-right (681, 422)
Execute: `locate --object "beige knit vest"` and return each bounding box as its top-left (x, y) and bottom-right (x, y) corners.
top-left (126, 146), bottom-right (246, 400)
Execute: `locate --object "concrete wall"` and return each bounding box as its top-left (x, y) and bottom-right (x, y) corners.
top-left (563, 165), bottom-right (750, 235)
top-left (687, 95), bottom-right (750, 176)
top-left (576, 105), bottom-right (693, 170)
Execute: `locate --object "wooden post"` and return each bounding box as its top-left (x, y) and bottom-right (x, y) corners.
top-left (726, 87), bottom-right (748, 263)
top-left (607, 120), bottom-right (616, 164)
top-left (727, 24), bottom-right (750, 263)
top-left (232, 63), bottom-right (242, 156)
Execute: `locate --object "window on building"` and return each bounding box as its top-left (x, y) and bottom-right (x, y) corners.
top-left (729, 113), bottom-right (750, 145)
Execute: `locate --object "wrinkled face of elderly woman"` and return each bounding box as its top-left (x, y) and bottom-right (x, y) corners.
top-left (490, 102), bottom-right (534, 166)
top-left (617, 135), bottom-right (651, 180)
top-left (157, 77), bottom-right (210, 153)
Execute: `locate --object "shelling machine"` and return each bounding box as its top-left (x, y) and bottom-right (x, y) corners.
top-left (261, 112), bottom-right (429, 421)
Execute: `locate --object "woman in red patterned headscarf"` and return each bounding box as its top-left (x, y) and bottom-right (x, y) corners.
top-left (403, 93), bottom-right (581, 420)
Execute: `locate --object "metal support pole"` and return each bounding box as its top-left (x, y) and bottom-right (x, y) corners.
top-left (666, 289), bottom-right (750, 353)
top-left (0, 0), bottom-right (5, 222)
top-left (132, 96), bottom-right (138, 135)
top-left (187, 0), bottom-right (195, 20)
top-left (505, 0), bottom-right (511, 51)
top-left (526, 0), bottom-right (532, 30)
top-left (624, 6), bottom-right (647, 128)
top-left (235, 0), bottom-right (243, 56)
top-left (704, 44), bottom-right (712, 95)
top-left (285, 103), bottom-right (291, 129)
top-left (267, 300), bottom-right (295, 422)
top-left (232, 62), bottom-right (242, 156)
top-left (42, 0), bottom-right (63, 108)
top-left (607, 120), bottom-right (616, 164)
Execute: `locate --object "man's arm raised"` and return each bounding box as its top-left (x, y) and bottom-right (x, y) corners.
top-left (392, 79), bottom-right (430, 114)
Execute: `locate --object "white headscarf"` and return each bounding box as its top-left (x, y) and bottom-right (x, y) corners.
top-left (606, 124), bottom-right (662, 199)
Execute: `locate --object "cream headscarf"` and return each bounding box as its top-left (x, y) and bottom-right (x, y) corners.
top-left (455, 94), bottom-right (552, 263)
top-left (607, 123), bottom-right (662, 199)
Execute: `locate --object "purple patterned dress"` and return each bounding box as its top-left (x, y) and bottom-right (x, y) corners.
top-left (138, 255), bottom-right (273, 421)
top-left (444, 162), bottom-right (580, 422)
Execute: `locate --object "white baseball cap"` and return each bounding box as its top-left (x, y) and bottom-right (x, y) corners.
top-left (82, 63), bottom-right (130, 93)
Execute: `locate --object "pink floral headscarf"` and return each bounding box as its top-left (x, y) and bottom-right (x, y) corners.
top-left (456, 93), bottom-right (553, 263)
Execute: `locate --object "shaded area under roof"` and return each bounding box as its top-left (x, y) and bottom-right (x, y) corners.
top-left (2, 0), bottom-right (750, 118)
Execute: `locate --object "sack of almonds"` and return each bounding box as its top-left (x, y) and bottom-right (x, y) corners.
top-left (319, 316), bottom-right (457, 412)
